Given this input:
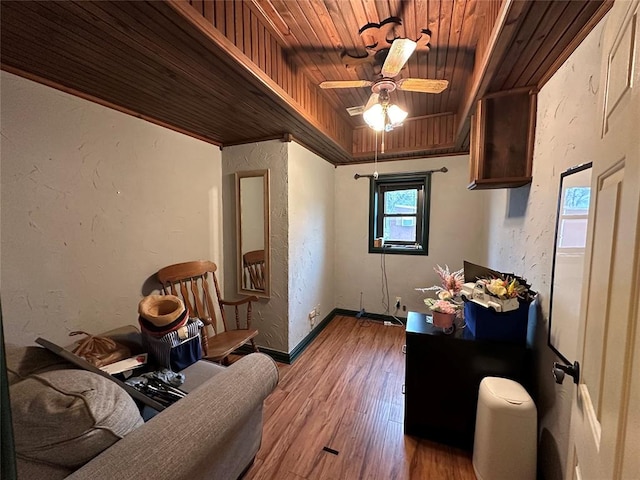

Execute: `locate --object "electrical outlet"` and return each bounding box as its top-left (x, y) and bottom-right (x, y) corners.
top-left (395, 296), bottom-right (401, 309)
top-left (308, 309), bottom-right (316, 320)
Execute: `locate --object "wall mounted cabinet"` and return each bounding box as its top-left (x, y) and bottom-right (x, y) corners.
top-left (468, 88), bottom-right (537, 190)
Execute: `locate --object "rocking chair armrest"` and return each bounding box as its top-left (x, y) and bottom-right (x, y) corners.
top-left (220, 295), bottom-right (259, 306)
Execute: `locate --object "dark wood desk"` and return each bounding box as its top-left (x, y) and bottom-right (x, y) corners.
top-left (404, 311), bottom-right (531, 449)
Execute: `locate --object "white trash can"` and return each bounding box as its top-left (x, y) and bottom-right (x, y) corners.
top-left (473, 377), bottom-right (537, 480)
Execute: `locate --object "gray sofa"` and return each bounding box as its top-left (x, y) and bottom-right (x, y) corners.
top-left (7, 343), bottom-right (278, 480)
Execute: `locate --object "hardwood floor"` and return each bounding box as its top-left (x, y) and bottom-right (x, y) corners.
top-left (243, 315), bottom-right (476, 480)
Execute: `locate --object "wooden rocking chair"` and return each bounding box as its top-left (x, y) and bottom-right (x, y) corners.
top-left (156, 260), bottom-right (259, 364)
top-left (243, 249), bottom-right (266, 291)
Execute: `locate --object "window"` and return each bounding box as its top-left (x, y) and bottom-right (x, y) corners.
top-left (368, 174), bottom-right (431, 255)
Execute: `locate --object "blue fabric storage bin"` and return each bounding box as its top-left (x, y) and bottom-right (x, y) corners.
top-left (141, 318), bottom-right (203, 371)
top-left (464, 300), bottom-right (530, 343)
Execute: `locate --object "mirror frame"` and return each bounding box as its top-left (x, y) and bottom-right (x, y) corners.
top-left (547, 162), bottom-right (592, 364)
top-left (235, 169), bottom-right (270, 298)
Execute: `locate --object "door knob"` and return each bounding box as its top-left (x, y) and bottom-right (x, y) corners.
top-left (553, 361), bottom-right (580, 384)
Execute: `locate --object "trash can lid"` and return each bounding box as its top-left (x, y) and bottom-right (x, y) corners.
top-left (482, 377), bottom-right (532, 405)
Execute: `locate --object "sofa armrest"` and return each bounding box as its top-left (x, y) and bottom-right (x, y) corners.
top-left (67, 353), bottom-right (278, 480)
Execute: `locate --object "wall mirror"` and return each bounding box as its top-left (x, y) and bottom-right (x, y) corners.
top-left (548, 162), bottom-right (592, 364)
top-left (236, 169), bottom-right (270, 298)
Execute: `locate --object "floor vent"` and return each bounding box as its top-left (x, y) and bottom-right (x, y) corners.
top-left (322, 446), bottom-right (339, 455)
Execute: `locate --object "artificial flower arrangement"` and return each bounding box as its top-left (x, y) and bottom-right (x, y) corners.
top-left (460, 261), bottom-right (537, 341)
top-left (465, 275), bottom-right (534, 303)
top-left (484, 276), bottom-right (530, 300)
top-left (459, 270), bottom-right (535, 314)
top-left (425, 298), bottom-right (461, 315)
top-left (416, 265), bottom-right (465, 317)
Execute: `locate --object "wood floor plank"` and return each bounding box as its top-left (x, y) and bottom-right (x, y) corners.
top-left (308, 407), bottom-right (373, 480)
top-left (389, 400), bottom-right (405, 424)
top-left (260, 386), bottom-right (289, 424)
top-left (380, 419), bottom-right (419, 480)
top-left (411, 439), bottom-right (477, 479)
top-left (257, 387), bottom-right (316, 462)
top-left (244, 315), bottom-right (476, 480)
top-left (305, 408), bottom-right (357, 480)
top-left (356, 400), bottom-right (395, 479)
top-left (279, 398), bottom-right (346, 478)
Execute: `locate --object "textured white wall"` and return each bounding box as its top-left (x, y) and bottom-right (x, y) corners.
top-left (287, 142), bottom-right (335, 351)
top-left (1, 71), bottom-right (223, 346)
top-left (484, 21), bottom-right (605, 480)
top-left (221, 141), bottom-right (289, 352)
top-left (334, 155), bottom-right (491, 316)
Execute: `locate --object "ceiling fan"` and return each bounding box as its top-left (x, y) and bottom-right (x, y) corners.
top-left (319, 17), bottom-right (449, 122)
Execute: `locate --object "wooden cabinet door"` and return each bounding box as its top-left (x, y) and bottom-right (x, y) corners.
top-left (469, 88), bottom-right (537, 190)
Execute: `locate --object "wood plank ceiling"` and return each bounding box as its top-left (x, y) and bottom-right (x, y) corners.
top-left (0, 0), bottom-right (611, 165)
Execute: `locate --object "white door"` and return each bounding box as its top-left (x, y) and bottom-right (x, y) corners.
top-left (568, 1), bottom-right (640, 479)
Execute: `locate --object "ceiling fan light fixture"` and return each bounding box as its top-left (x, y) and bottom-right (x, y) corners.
top-left (363, 102), bottom-right (407, 132)
top-left (363, 103), bottom-right (386, 131)
top-left (387, 104), bottom-right (408, 126)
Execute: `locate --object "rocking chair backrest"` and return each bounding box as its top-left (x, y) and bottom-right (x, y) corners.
top-left (243, 249), bottom-right (266, 291)
top-left (156, 260), bottom-right (259, 363)
top-left (156, 260), bottom-right (227, 334)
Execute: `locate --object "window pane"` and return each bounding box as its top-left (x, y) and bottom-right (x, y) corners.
top-left (563, 187), bottom-right (590, 215)
top-left (559, 218), bottom-right (588, 248)
top-left (384, 216), bottom-right (416, 241)
top-left (384, 188), bottom-right (417, 214)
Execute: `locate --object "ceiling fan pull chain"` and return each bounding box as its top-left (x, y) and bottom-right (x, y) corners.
top-left (373, 129), bottom-right (379, 179)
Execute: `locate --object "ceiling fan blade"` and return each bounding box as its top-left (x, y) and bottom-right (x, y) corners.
top-left (364, 93), bottom-right (380, 111)
top-left (319, 80), bottom-right (373, 89)
top-left (396, 78), bottom-right (449, 93)
top-left (381, 38), bottom-right (417, 78)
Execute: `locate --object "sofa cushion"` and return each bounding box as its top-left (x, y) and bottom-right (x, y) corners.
top-left (10, 369), bottom-right (143, 468)
top-left (5, 345), bottom-right (73, 385)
